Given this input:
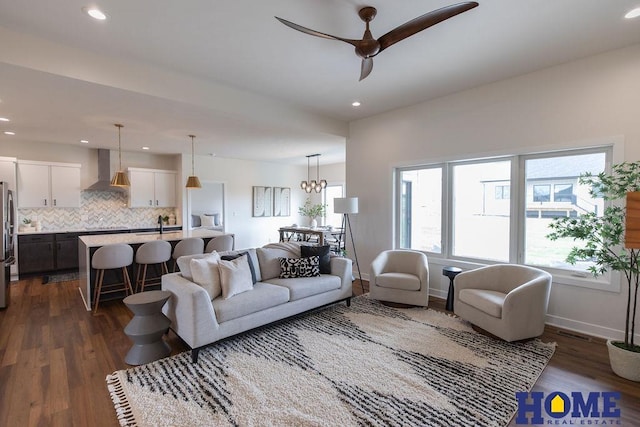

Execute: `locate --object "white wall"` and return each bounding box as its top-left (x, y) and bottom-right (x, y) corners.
top-left (347, 44), bottom-right (640, 341)
top-left (181, 155), bottom-right (346, 250)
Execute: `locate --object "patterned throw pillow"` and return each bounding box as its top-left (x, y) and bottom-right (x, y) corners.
top-left (279, 256), bottom-right (320, 278)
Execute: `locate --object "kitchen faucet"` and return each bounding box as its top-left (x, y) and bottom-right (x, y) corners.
top-left (157, 215), bottom-right (163, 235)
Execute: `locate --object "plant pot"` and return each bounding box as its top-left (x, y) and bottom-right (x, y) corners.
top-left (310, 218), bottom-right (317, 229)
top-left (607, 340), bottom-right (640, 382)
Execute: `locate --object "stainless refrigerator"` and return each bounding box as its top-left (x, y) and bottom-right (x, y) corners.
top-left (0, 182), bottom-right (15, 308)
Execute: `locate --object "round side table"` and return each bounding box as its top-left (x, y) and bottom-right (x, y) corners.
top-left (442, 267), bottom-right (462, 312)
top-left (123, 290), bottom-right (172, 365)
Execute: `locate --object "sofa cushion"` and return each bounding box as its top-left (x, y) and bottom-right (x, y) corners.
top-left (265, 275), bottom-right (341, 301)
top-left (279, 256), bottom-right (320, 278)
top-left (213, 282), bottom-right (290, 323)
top-left (459, 289), bottom-right (506, 318)
top-left (218, 256), bottom-right (254, 299)
top-left (300, 245), bottom-right (331, 274)
top-left (190, 252), bottom-right (222, 300)
top-left (376, 272), bottom-right (421, 291)
top-left (219, 248), bottom-right (261, 282)
top-left (177, 252), bottom-right (214, 281)
top-left (257, 247), bottom-right (297, 281)
top-left (221, 252), bottom-right (258, 284)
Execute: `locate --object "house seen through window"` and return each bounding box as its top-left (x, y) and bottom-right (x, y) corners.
top-left (396, 147), bottom-right (609, 276)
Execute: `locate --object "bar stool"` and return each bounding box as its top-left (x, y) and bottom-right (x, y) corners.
top-left (135, 240), bottom-right (172, 293)
top-left (92, 244), bottom-right (134, 314)
top-left (171, 237), bottom-right (204, 272)
top-left (204, 235), bottom-right (234, 253)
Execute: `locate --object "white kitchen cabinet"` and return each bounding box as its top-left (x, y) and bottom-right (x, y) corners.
top-left (128, 168), bottom-right (176, 208)
top-left (17, 161), bottom-right (81, 208)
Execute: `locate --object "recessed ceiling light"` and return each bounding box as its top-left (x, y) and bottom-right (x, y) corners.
top-left (0, 117), bottom-right (9, 122)
top-left (82, 7), bottom-right (107, 20)
top-left (80, 139), bottom-right (89, 144)
top-left (4, 131), bottom-right (15, 135)
top-left (625, 7), bottom-right (640, 18)
top-left (352, 101), bottom-right (361, 107)
top-left (142, 146), bottom-right (150, 150)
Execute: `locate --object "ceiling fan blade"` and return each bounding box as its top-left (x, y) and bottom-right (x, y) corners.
top-left (359, 58), bottom-right (373, 81)
top-left (275, 17), bottom-right (359, 48)
top-left (377, 2), bottom-right (479, 53)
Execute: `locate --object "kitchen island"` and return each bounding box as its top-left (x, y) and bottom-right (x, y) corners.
top-left (78, 228), bottom-right (232, 310)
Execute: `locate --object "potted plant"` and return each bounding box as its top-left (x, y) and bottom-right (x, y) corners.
top-left (298, 198), bottom-right (326, 228)
top-left (547, 161), bottom-right (640, 381)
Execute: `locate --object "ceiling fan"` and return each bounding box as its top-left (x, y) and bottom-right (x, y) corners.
top-left (275, 2), bottom-right (479, 81)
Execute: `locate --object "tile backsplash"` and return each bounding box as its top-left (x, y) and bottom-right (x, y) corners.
top-left (18, 190), bottom-right (177, 231)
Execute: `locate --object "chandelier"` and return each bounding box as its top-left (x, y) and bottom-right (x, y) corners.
top-left (300, 154), bottom-right (327, 193)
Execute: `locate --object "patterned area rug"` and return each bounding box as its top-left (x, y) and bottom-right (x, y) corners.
top-left (106, 296), bottom-right (555, 426)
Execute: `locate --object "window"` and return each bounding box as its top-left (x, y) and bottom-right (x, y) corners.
top-left (554, 184), bottom-right (574, 202)
top-left (395, 146), bottom-right (611, 277)
top-left (398, 167), bottom-right (442, 253)
top-left (495, 185), bottom-right (510, 200)
top-left (533, 185), bottom-right (551, 202)
top-left (452, 160), bottom-right (511, 262)
top-left (524, 152), bottom-right (605, 271)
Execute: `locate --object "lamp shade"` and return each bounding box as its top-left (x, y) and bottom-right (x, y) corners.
top-left (110, 170), bottom-right (130, 187)
top-left (186, 175), bottom-right (202, 189)
top-left (334, 197), bottom-right (358, 214)
top-left (625, 192), bottom-right (640, 248)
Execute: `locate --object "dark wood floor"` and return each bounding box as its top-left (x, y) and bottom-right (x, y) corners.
top-left (0, 277), bottom-right (638, 426)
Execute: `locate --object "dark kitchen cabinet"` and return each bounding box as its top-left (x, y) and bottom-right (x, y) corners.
top-left (18, 234), bottom-right (55, 275)
top-left (55, 233), bottom-right (80, 270)
top-left (18, 232), bottom-right (82, 276)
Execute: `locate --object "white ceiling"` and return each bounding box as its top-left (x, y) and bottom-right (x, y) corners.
top-left (0, 0), bottom-right (639, 165)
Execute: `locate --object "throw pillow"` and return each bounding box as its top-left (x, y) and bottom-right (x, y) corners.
top-left (300, 245), bottom-right (331, 274)
top-left (279, 256), bottom-right (320, 278)
top-left (200, 214), bottom-right (215, 227)
top-left (220, 252), bottom-right (257, 284)
top-left (190, 252), bottom-right (222, 300)
top-left (218, 256), bottom-right (254, 299)
top-left (257, 247), bottom-right (295, 280)
top-left (177, 253), bottom-right (211, 281)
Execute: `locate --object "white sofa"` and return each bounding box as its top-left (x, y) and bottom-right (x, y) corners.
top-left (162, 243), bottom-right (353, 362)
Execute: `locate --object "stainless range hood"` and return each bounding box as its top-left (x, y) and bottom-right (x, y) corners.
top-left (85, 149), bottom-right (126, 192)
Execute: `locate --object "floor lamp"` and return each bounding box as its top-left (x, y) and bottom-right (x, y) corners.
top-left (334, 197), bottom-right (365, 293)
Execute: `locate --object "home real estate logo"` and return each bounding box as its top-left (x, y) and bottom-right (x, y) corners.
top-left (515, 391), bottom-right (621, 425)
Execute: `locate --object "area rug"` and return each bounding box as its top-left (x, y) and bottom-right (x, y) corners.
top-left (106, 296), bottom-right (555, 426)
top-left (42, 271), bottom-right (79, 284)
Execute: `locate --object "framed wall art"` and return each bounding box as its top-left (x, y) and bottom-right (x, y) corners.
top-left (273, 187), bottom-right (291, 217)
top-left (252, 186), bottom-right (273, 217)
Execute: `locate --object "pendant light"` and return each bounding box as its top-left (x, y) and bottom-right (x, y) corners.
top-left (185, 134), bottom-right (202, 189)
top-left (110, 124), bottom-right (130, 187)
top-left (300, 154), bottom-right (327, 193)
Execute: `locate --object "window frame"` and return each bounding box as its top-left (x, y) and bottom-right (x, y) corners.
top-left (394, 144), bottom-right (618, 291)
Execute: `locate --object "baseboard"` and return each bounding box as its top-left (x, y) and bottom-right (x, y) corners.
top-left (429, 289), bottom-right (448, 299)
top-left (545, 314), bottom-right (640, 342)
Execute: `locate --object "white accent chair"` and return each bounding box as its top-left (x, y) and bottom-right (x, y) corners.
top-left (369, 250), bottom-right (429, 306)
top-left (453, 264), bottom-right (552, 342)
